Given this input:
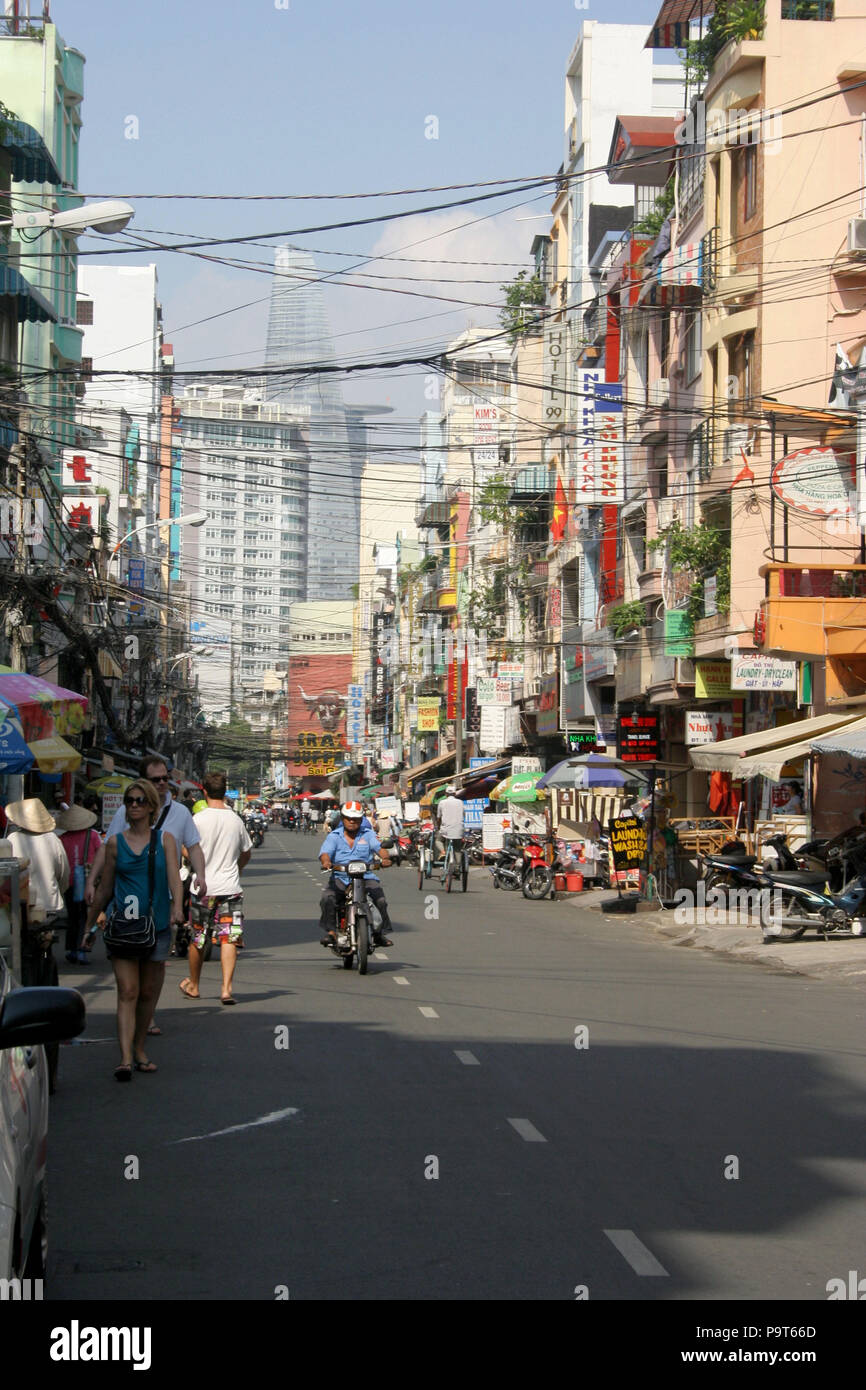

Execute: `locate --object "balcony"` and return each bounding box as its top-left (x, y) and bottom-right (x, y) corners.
top-left (637, 567), bottom-right (663, 602)
top-left (638, 378), bottom-right (670, 445)
top-left (509, 465), bottom-right (552, 503)
top-left (615, 632), bottom-right (651, 702)
top-left (415, 499), bottom-right (450, 528)
top-left (758, 565), bottom-right (866, 659)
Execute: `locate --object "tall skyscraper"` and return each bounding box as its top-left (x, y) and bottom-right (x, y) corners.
top-left (264, 246), bottom-right (359, 600)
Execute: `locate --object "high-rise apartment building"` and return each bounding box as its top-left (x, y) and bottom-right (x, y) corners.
top-left (181, 383), bottom-right (309, 716)
top-left (264, 246), bottom-right (360, 600)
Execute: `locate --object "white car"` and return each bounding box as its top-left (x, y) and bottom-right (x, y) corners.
top-left (0, 955), bottom-right (84, 1286)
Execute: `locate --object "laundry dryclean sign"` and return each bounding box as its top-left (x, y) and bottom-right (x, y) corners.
top-left (608, 815), bottom-right (647, 870)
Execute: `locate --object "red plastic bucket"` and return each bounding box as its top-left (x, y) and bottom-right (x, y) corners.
top-left (565, 873), bottom-right (583, 892)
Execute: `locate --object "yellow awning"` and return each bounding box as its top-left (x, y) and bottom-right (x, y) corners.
top-left (27, 735), bottom-right (82, 774)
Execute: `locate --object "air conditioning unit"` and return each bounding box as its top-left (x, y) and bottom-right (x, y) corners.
top-left (656, 497), bottom-right (681, 530)
top-left (722, 425), bottom-right (751, 460)
top-left (648, 378), bottom-right (670, 408)
top-left (848, 218), bottom-right (866, 255)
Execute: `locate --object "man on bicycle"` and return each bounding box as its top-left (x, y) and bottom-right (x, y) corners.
top-left (319, 801), bottom-right (393, 948)
top-left (437, 785), bottom-right (465, 861)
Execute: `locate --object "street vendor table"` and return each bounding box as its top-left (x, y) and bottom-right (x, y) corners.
top-left (669, 818), bottom-right (740, 856)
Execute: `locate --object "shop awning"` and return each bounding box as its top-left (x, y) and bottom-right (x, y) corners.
top-left (0, 669), bottom-right (88, 742)
top-left (688, 711), bottom-right (865, 775)
top-left (0, 119), bottom-right (62, 185)
top-left (0, 263), bottom-right (57, 323)
top-left (401, 750), bottom-right (455, 788)
top-left (810, 724), bottom-right (866, 760)
top-left (27, 735), bottom-right (82, 774)
top-left (0, 716), bottom-right (34, 774)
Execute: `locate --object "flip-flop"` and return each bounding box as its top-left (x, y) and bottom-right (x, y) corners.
top-left (179, 982), bottom-right (199, 999)
top-left (114, 1064), bottom-right (132, 1082)
top-left (147, 1025), bottom-right (162, 1036)
top-left (221, 995), bottom-right (236, 1006)
top-left (134, 1060), bottom-right (157, 1073)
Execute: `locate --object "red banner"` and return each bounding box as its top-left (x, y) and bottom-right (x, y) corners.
top-left (446, 656), bottom-right (469, 721)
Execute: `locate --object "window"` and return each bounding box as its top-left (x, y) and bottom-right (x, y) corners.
top-left (75, 299), bottom-right (93, 325)
top-left (80, 357), bottom-right (93, 381)
top-left (744, 145), bottom-right (757, 221)
top-left (683, 310), bottom-right (702, 384)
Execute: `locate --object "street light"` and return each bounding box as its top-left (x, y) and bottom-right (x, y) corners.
top-left (110, 511), bottom-right (208, 579)
top-left (1, 200), bottom-right (135, 236)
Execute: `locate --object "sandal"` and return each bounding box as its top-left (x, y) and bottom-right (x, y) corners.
top-left (179, 981), bottom-right (199, 999)
top-left (114, 1064), bottom-right (132, 1083)
top-left (221, 994), bottom-right (236, 1005)
top-left (133, 1060), bottom-right (157, 1073)
top-left (147, 1024), bottom-right (162, 1036)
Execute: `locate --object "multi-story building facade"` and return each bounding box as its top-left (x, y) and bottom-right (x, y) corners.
top-left (181, 382), bottom-right (309, 716)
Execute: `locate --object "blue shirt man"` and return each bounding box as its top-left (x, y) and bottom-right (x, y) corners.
top-left (318, 801), bottom-right (393, 947)
top-left (318, 823), bottom-right (382, 887)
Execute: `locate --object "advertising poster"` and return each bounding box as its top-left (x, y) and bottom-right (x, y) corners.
top-left (608, 815), bottom-right (647, 870)
top-left (695, 661), bottom-right (733, 700)
top-left (536, 673), bottom-right (559, 736)
top-left (287, 653), bottom-right (351, 778)
top-left (617, 713), bottom-right (660, 763)
top-left (416, 697), bottom-right (440, 732)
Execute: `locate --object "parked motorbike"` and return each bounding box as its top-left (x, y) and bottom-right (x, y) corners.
top-left (701, 834), bottom-right (827, 900)
top-left (490, 833), bottom-right (553, 900)
top-left (322, 860), bottom-right (378, 974)
top-left (465, 829), bottom-right (485, 865)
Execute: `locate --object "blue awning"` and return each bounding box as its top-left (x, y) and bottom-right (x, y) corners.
top-left (1, 119), bottom-right (62, 185)
top-left (0, 263), bottom-right (57, 323)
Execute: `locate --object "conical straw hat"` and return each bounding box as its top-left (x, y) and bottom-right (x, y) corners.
top-left (5, 798), bottom-right (56, 833)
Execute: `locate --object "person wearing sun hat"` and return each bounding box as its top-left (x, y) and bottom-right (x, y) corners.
top-left (56, 804), bottom-right (101, 963)
top-left (4, 798), bottom-right (70, 925)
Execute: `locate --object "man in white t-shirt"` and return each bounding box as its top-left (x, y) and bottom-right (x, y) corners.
top-left (180, 770), bottom-right (252, 1005)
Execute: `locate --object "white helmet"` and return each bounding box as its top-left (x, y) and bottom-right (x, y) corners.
top-left (341, 801), bottom-right (364, 819)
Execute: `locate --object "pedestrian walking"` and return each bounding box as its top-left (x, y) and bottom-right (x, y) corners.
top-left (86, 755), bottom-right (208, 1036)
top-left (179, 771), bottom-right (251, 1005)
top-left (4, 797), bottom-right (70, 933)
top-left (56, 804), bottom-right (100, 963)
top-left (85, 778), bottom-right (183, 1081)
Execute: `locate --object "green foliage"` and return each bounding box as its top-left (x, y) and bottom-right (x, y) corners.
top-left (648, 519), bottom-right (730, 623)
top-left (633, 180), bottom-right (675, 240)
top-left (498, 270), bottom-right (545, 341)
top-left (608, 600), bottom-right (648, 639)
top-left (206, 713), bottom-right (262, 785)
top-left (677, 2), bottom-right (766, 87)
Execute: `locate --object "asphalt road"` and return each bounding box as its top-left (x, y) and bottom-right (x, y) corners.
top-left (47, 827), bottom-right (866, 1301)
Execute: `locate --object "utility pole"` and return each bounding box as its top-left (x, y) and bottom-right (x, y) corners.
top-left (455, 625), bottom-right (463, 775)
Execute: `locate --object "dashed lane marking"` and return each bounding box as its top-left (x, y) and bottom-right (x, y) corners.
top-left (392, 976), bottom-right (410, 986)
top-left (507, 1118), bottom-right (547, 1143)
top-left (418, 1006), bottom-right (439, 1018)
top-left (603, 1230), bottom-right (669, 1277)
top-left (454, 1050), bottom-right (480, 1066)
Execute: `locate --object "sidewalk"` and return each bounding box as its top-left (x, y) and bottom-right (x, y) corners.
top-left (580, 888), bottom-right (866, 987)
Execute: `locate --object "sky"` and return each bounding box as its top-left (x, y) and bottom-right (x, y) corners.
top-left (51, 0), bottom-right (667, 427)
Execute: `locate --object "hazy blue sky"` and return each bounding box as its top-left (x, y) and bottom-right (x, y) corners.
top-left (52, 0), bottom-right (666, 419)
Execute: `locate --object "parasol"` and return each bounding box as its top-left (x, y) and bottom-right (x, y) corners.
top-left (489, 773), bottom-right (547, 803)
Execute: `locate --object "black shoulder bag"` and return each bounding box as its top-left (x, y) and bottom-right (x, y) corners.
top-left (103, 828), bottom-right (158, 958)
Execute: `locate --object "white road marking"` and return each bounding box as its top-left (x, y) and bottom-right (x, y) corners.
top-left (418, 1006), bottom-right (439, 1018)
top-left (376, 952), bottom-right (389, 961)
top-left (604, 1230), bottom-right (669, 1277)
top-left (454, 1050), bottom-right (480, 1065)
top-left (507, 1118), bottom-right (547, 1143)
top-left (392, 976), bottom-right (410, 986)
top-left (173, 1106), bottom-right (299, 1145)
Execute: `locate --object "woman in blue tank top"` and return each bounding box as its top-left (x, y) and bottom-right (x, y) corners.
top-left (86, 778), bottom-right (183, 1081)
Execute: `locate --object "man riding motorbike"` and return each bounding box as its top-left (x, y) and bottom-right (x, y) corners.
top-left (319, 801), bottom-right (393, 948)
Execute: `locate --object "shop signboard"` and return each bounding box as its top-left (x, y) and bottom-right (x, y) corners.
top-left (567, 729), bottom-right (598, 753)
top-left (685, 710), bottom-right (735, 745)
top-left (479, 705), bottom-right (506, 753)
top-left (704, 575), bottom-right (717, 617)
top-left (375, 795), bottom-right (402, 817)
top-left (583, 628), bottom-right (616, 682)
top-left (380, 748), bottom-right (396, 770)
top-left (497, 662), bottom-right (524, 680)
top-left (576, 367), bottom-right (603, 501)
top-left (593, 382), bottom-right (624, 505)
top-left (288, 653), bottom-right (351, 777)
top-left (477, 676), bottom-right (513, 705)
top-left (512, 757), bottom-right (542, 774)
top-left (102, 792), bottom-right (123, 831)
top-left (347, 683), bottom-right (365, 747)
top-left (617, 713), bottom-right (660, 763)
top-left (770, 446), bottom-right (855, 519)
top-left (482, 811), bottom-right (514, 853)
top-left (731, 654), bottom-right (798, 691)
top-left (416, 697), bottom-right (440, 732)
top-left (464, 686), bottom-right (481, 733)
top-left (536, 673), bottom-right (559, 736)
top-left (695, 660), bottom-right (733, 700)
top-left (664, 609), bottom-right (695, 657)
top-left (608, 815), bottom-right (647, 870)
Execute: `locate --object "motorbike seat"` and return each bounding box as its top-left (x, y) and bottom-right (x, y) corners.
top-left (710, 853), bottom-right (758, 868)
top-left (763, 869), bottom-right (827, 887)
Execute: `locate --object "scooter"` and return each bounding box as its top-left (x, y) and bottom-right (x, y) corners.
top-left (490, 833), bottom-right (553, 900)
top-left (321, 860), bottom-right (378, 974)
top-left (760, 869), bottom-right (866, 941)
top-left (701, 834), bottom-right (827, 900)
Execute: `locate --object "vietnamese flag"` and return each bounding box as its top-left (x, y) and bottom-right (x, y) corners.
top-left (550, 470), bottom-right (568, 546)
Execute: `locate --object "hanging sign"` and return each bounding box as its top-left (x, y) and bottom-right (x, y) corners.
top-left (686, 710), bottom-right (735, 745)
top-left (731, 654), bottom-right (798, 691)
top-left (694, 661), bottom-right (733, 700)
top-left (608, 815), bottom-right (647, 869)
top-left (770, 447), bottom-right (855, 518)
top-left (617, 713), bottom-right (659, 763)
top-left (664, 609), bottom-right (695, 656)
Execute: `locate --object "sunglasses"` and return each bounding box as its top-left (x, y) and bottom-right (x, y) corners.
top-left (149, 774), bottom-right (170, 784)
top-left (125, 796), bottom-right (147, 807)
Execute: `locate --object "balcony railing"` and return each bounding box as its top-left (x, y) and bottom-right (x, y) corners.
top-left (415, 499), bottom-right (450, 528)
top-left (781, 0), bottom-right (833, 17)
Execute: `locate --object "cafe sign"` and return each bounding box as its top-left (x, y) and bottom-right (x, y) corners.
top-left (770, 447), bottom-right (855, 519)
top-left (695, 660), bottom-right (733, 700)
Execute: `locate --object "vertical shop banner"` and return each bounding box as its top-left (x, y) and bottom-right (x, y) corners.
top-left (447, 656), bottom-right (469, 720)
top-left (593, 382), bottom-right (624, 504)
top-left (473, 402), bottom-right (499, 469)
top-left (346, 683), bottom-right (365, 747)
top-left (544, 319), bottom-right (566, 431)
top-left (288, 654), bottom-right (351, 777)
top-left (576, 368), bottom-right (602, 500)
top-left (536, 672), bottom-right (560, 735)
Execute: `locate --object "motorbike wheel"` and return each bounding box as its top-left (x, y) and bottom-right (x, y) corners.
top-left (523, 865), bottom-right (553, 900)
top-left (704, 871), bottom-right (736, 903)
top-left (498, 871), bottom-right (519, 891)
top-left (761, 887), bottom-right (808, 941)
top-left (356, 911), bottom-right (369, 975)
top-left (417, 861), bottom-right (425, 891)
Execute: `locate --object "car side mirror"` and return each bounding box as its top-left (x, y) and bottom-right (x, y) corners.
top-left (0, 986), bottom-right (86, 1049)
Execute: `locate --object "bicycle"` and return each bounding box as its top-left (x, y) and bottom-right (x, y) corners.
top-left (417, 831), bottom-right (434, 890)
top-left (442, 837), bottom-right (469, 893)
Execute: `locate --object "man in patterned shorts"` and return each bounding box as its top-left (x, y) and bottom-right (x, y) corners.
top-left (180, 771), bottom-right (252, 1005)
